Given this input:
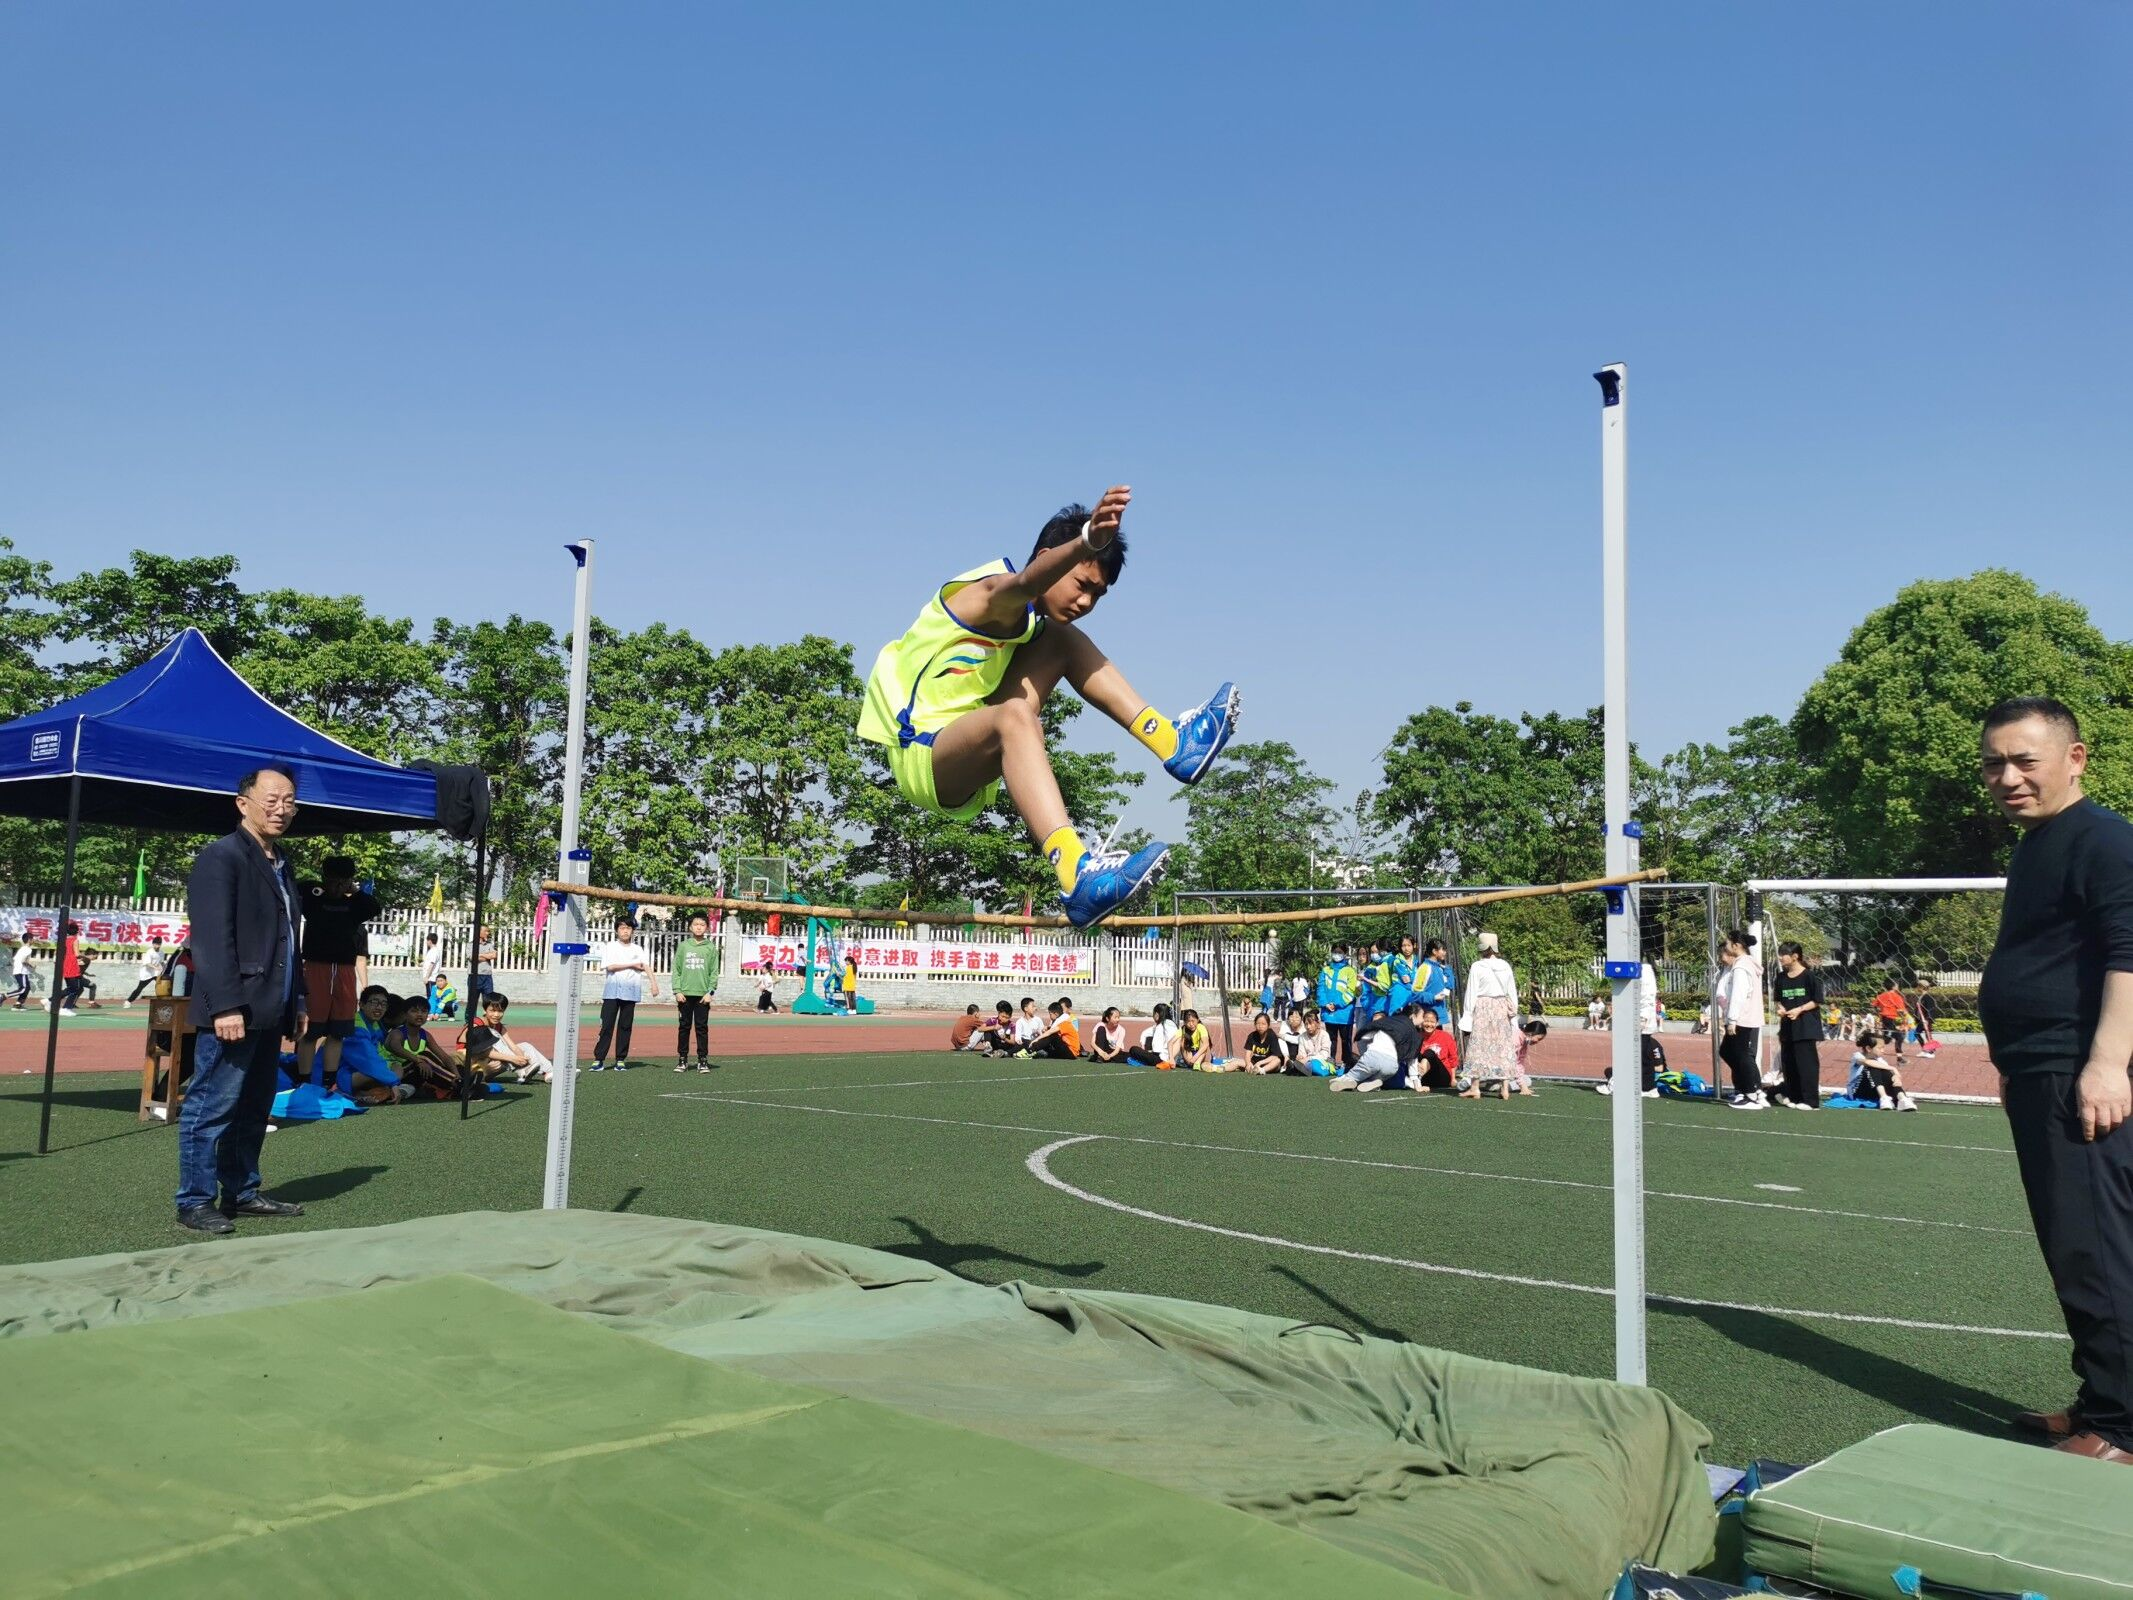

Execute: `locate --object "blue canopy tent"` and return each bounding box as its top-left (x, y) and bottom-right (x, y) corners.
top-left (0, 629), bottom-right (489, 1152)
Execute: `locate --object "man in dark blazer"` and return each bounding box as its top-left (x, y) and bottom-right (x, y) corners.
top-left (175, 766), bottom-right (308, 1235)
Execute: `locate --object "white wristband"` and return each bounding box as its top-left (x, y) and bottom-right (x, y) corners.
top-left (1080, 517), bottom-right (1113, 552)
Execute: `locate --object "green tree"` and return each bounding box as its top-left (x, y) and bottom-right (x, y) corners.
top-left (1638, 715), bottom-right (1828, 884)
top-left (701, 636), bottom-right (866, 888)
top-left (44, 552), bottom-right (252, 679)
top-left (1376, 704), bottom-right (1608, 886)
top-left (1168, 740), bottom-right (1335, 895)
top-left (1792, 571), bottom-right (2133, 874)
top-left (431, 616), bottom-right (568, 910)
top-left (240, 591), bottom-right (442, 757)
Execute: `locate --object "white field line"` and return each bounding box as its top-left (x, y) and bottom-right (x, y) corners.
top-left (662, 1093), bottom-right (2034, 1236)
top-left (1364, 1095), bottom-right (2015, 1155)
top-left (708, 1070), bottom-right (1154, 1096)
top-left (1025, 1136), bottom-right (2065, 1342)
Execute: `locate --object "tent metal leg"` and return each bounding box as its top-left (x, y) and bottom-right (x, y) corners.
top-left (36, 773), bottom-right (83, 1156)
top-left (462, 827), bottom-right (490, 1120)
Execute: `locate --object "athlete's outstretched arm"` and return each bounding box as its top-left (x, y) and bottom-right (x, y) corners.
top-left (956, 485), bottom-right (1130, 631)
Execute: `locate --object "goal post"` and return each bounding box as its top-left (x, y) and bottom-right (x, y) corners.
top-left (1744, 877), bottom-right (2007, 1096)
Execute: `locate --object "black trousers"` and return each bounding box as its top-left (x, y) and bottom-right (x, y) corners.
top-left (594, 998), bottom-right (636, 1063)
top-left (1719, 1027), bottom-right (1762, 1096)
top-left (2005, 1070), bottom-right (2133, 1449)
top-left (1605, 1035), bottom-right (1665, 1092)
top-left (1327, 1020), bottom-right (1356, 1067)
top-left (1029, 1035), bottom-right (1078, 1059)
top-left (1778, 1036), bottom-right (1822, 1107)
top-left (675, 996), bottom-right (710, 1059)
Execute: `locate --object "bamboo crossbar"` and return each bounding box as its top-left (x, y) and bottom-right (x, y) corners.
top-left (538, 868), bottom-right (1670, 931)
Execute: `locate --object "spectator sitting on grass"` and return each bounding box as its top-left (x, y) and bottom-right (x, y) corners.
top-left (343, 986), bottom-right (414, 1104)
top-left (1274, 1003), bottom-right (1304, 1066)
top-left (1331, 1000), bottom-right (1419, 1093)
top-left (1846, 1029), bottom-right (1918, 1111)
top-left (950, 1004), bottom-right (987, 1051)
top-left (1244, 1011), bottom-right (1286, 1075)
top-left (1021, 997), bottom-right (1083, 1059)
top-left (1406, 1004), bottom-right (1460, 1092)
top-left (1089, 1006), bottom-right (1129, 1062)
top-left (1175, 1008), bottom-right (1215, 1071)
top-left (466, 992), bottom-right (555, 1084)
top-left (1294, 1006), bottom-right (1336, 1076)
top-left (386, 993), bottom-right (465, 1098)
top-left (1011, 996), bottom-right (1044, 1054)
top-left (973, 1000), bottom-right (1020, 1056)
top-left (1127, 1003), bottom-right (1178, 1066)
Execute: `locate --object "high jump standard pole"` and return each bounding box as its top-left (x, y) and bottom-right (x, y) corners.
top-left (1597, 363), bottom-right (1648, 1385)
top-left (543, 539), bottom-right (595, 1209)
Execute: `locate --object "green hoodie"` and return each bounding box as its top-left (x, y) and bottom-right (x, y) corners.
top-left (673, 936), bottom-right (721, 998)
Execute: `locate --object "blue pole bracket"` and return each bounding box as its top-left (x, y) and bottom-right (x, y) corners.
top-left (1604, 961), bottom-right (1641, 981)
top-left (1605, 889), bottom-right (1626, 915)
top-left (553, 942), bottom-right (590, 957)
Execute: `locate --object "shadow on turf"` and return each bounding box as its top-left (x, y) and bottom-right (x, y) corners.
top-left (3, 1085), bottom-right (145, 1113)
top-left (272, 1165), bottom-right (390, 1203)
top-left (885, 1215), bottom-right (1104, 1280)
top-left (1661, 1302), bottom-right (2028, 1435)
top-left (1269, 1265), bottom-right (1408, 1344)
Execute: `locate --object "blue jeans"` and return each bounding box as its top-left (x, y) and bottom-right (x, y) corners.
top-left (174, 1028), bottom-right (282, 1213)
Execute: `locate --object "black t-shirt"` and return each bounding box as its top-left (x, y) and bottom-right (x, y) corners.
top-left (300, 884), bottom-right (382, 963)
top-left (1980, 799), bottom-right (2133, 1073)
top-left (1357, 1012), bottom-right (1422, 1068)
top-left (1773, 969), bottom-right (1823, 1043)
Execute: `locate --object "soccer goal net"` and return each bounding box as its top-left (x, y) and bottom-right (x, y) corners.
top-left (1744, 878), bottom-right (2006, 1094)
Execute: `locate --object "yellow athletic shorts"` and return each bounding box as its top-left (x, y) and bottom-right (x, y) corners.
top-left (886, 738), bottom-right (1002, 821)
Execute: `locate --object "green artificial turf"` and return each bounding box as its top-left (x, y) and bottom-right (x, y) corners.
top-left (0, 1050), bottom-right (2065, 1468)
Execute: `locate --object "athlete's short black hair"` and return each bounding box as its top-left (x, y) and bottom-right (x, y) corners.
top-left (1030, 503), bottom-right (1127, 585)
top-left (1983, 696), bottom-right (2083, 745)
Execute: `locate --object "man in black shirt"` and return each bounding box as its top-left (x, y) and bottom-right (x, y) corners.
top-left (294, 854), bottom-right (382, 1093)
top-left (1977, 697), bottom-right (2133, 1465)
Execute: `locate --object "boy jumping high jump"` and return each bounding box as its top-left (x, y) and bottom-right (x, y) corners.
top-left (858, 485), bottom-right (1238, 926)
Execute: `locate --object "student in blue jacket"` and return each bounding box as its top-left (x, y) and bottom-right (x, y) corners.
top-left (1416, 938), bottom-right (1457, 1020)
top-left (1316, 945), bottom-right (1361, 1067)
top-left (1387, 935), bottom-right (1419, 1014)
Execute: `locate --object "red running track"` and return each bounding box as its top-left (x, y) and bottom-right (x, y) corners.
top-left (3, 1007), bottom-right (2002, 1099)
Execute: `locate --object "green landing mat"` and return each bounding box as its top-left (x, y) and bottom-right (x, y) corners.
top-left (2, 1274), bottom-right (1452, 1599)
top-left (1742, 1423), bottom-right (2133, 1600)
top-left (0, 1211), bottom-right (1718, 1598)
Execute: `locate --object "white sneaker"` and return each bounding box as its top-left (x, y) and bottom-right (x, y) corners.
top-left (1897, 1093), bottom-right (1919, 1112)
top-left (1354, 1077), bottom-right (1382, 1093)
top-left (1641, 1088), bottom-right (1660, 1099)
top-left (1727, 1094), bottom-right (1765, 1111)
top-left (1329, 1074), bottom-right (1358, 1092)
top-left (57, 1007), bottom-right (76, 1017)
top-left (1594, 1082), bottom-right (1613, 1096)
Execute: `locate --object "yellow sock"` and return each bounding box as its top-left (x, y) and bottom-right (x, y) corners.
top-left (1044, 825), bottom-right (1086, 892)
top-left (1129, 706), bottom-right (1179, 762)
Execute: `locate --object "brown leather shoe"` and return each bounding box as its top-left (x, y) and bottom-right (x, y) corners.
top-left (2054, 1432), bottom-right (2133, 1464)
top-left (2015, 1407), bottom-right (2077, 1440)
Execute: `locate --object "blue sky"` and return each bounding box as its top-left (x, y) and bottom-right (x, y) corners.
top-left (4, 3), bottom-right (2128, 846)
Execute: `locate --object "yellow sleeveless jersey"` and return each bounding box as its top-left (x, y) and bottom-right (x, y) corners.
top-left (857, 559), bottom-right (1043, 748)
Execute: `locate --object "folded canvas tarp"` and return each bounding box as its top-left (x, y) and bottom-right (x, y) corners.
top-left (1742, 1423), bottom-right (2133, 1599)
top-left (3, 1274), bottom-right (1448, 1599)
top-left (0, 1209), bottom-right (1719, 1599)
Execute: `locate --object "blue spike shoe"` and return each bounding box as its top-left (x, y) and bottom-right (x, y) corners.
top-left (1059, 837), bottom-right (1171, 930)
top-left (1163, 681), bottom-right (1241, 784)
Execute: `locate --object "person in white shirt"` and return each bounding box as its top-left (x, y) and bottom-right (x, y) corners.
top-left (1595, 961), bottom-right (1663, 1097)
top-left (1289, 974), bottom-right (1309, 1008)
top-left (1127, 1003), bottom-right (1179, 1066)
top-left (589, 917), bottom-right (658, 1071)
top-left (420, 934), bottom-right (444, 1013)
top-left (1717, 927), bottom-right (1768, 1107)
top-left (1010, 996), bottom-right (1044, 1051)
top-left (1294, 1007), bottom-right (1336, 1076)
top-left (1458, 932), bottom-right (1522, 1099)
top-left (126, 940), bottom-right (166, 1007)
top-left (1585, 994), bottom-right (1604, 1030)
top-left (8, 938), bottom-right (36, 1010)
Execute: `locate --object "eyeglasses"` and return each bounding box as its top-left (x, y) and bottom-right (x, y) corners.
top-left (244, 796), bottom-right (300, 814)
